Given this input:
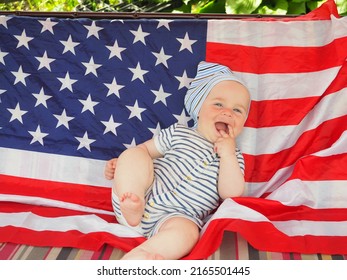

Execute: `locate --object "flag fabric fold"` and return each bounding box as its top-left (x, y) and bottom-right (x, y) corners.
top-left (1, 0), bottom-right (347, 259)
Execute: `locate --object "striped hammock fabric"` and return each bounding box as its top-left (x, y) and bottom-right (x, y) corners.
top-left (1, 0), bottom-right (347, 259)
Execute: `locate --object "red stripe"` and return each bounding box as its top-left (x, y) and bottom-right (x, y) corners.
top-left (0, 202), bottom-right (115, 222)
top-left (233, 197), bottom-right (347, 222)
top-left (289, 153), bottom-right (347, 181)
top-left (246, 96), bottom-right (319, 128)
top-left (245, 116), bottom-right (347, 182)
top-left (206, 37), bottom-right (347, 74)
top-left (0, 174), bottom-right (112, 211)
top-left (0, 226), bottom-right (145, 252)
top-left (304, 0), bottom-right (339, 20)
top-left (245, 61), bottom-right (347, 128)
top-left (187, 218), bottom-right (347, 259)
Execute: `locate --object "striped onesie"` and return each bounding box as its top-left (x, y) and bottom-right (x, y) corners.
top-left (112, 123), bottom-right (245, 237)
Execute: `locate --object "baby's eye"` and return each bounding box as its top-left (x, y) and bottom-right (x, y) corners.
top-left (233, 108), bottom-right (242, 113)
top-left (214, 103), bottom-right (223, 107)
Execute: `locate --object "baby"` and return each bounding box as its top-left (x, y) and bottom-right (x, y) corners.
top-left (104, 61), bottom-right (251, 259)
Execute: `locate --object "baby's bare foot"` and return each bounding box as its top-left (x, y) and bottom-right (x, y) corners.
top-left (119, 192), bottom-right (145, 226)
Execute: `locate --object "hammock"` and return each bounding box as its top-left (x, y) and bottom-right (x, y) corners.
top-left (0, 0), bottom-right (346, 260)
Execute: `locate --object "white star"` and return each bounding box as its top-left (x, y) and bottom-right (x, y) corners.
top-left (0, 15), bottom-right (10, 29)
top-left (53, 109), bottom-right (74, 129)
top-left (101, 115), bottom-right (122, 135)
top-left (79, 94), bottom-right (99, 114)
top-left (11, 66), bottom-right (30, 86)
top-left (57, 72), bottom-right (78, 92)
top-left (110, 19), bottom-right (124, 24)
top-left (123, 138), bottom-right (137, 149)
top-left (129, 62), bottom-right (148, 83)
top-left (126, 100), bottom-right (146, 121)
top-left (104, 77), bottom-right (124, 98)
top-left (0, 89), bottom-right (5, 103)
top-left (82, 57), bottom-right (102, 77)
top-left (75, 131), bottom-right (96, 152)
top-left (130, 25), bottom-right (150, 45)
top-left (151, 85), bottom-right (171, 106)
top-left (177, 32), bottom-right (197, 53)
top-left (39, 18), bottom-right (58, 34)
top-left (0, 49), bottom-right (9, 65)
top-left (7, 103), bottom-right (28, 124)
top-left (152, 47), bottom-right (172, 68)
top-left (173, 109), bottom-right (190, 126)
top-left (60, 35), bottom-right (79, 55)
top-left (35, 51), bottom-right (55, 71)
top-left (106, 40), bottom-right (126, 60)
top-left (32, 87), bottom-right (52, 108)
top-left (84, 21), bottom-right (103, 39)
top-left (14, 30), bottom-right (34, 50)
top-left (175, 70), bottom-right (193, 90)
top-left (157, 20), bottom-right (172, 30)
top-left (29, 125), bottom-right (49, 145)
top-left (149, 122), bottom-right (161, 136)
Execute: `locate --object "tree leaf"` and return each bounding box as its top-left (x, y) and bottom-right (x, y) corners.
top-left (226, 0), bottom-right (262, 14)
top-left (256, 0), bottom-right (288, 15)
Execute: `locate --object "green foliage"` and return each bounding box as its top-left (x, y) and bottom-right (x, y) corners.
top-left (336, 0), bottom-right (347, 16)
top-left (0, 0), bottom-right (346, 15)
top-left (0, 0), bottom-right (80, 11)
top-left (225, 0), bottom-right (262, 14)
top-left (254, 0), bottom-right (289, 15)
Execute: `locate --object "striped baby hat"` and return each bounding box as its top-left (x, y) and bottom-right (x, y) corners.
top-left (184, 61), bottom-right (247, 127)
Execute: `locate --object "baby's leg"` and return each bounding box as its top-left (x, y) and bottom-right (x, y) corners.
top-left (113, 145), bottom-right (154, 226)
top-left (121, 217), bottom-right (199, 260)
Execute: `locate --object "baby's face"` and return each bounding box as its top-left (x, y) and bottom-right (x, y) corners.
top-left (196, 80), bottom-right (250, 143)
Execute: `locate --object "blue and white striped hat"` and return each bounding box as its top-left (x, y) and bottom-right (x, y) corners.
top-left (184, 61), bottom-right (247, 127)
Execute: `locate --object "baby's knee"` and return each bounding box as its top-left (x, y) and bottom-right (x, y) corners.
top-left (167, 218), bottom-right (200, 244)
top-left (186, 222), bottom-right (200, 244)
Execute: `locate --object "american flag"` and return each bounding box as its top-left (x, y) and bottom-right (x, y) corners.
top-left (1, 0), bottom-right (347, 259)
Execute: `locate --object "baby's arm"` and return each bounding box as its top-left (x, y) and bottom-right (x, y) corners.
top-left (214, 129), bottom-right (245, 199)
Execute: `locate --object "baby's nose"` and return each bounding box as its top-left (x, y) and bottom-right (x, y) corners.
top-left (222, 109), bottom-right (233, 117)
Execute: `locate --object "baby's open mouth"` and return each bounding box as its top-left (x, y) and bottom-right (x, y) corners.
top-left (215, 122), bottom-right (229, 134)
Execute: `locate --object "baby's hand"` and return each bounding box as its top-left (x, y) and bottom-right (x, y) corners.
top-left (214, 125), bottom-right (236, 158)
top-left (104, 158), bottom-right (117, 180)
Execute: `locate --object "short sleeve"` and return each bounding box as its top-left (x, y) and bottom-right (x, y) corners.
top-left (235, 148), bottom-right (245, 175)
top-left (153, 123), bottom-right (177, 155)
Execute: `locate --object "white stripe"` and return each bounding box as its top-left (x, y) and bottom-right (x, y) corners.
top-left (244, 165), bottom-right (294, 197)
top-left (0, 148), bottom-right (111, 187)
top-left (273, 220), bottom-right (347, 237)
top-left (0, 194), bottom-right (114, 215)
top-left (244, 131), bottom-right (347, 197)
top-left (238, 87), bottom-right (347, 155)
top-left (0, 212), bottom-right (142, 238)
top-left (312, 130), bottom-right (347, 157)
top-left (207, 15), bottom-right (347, 47)
top-left (238, 67), bottom-right (341, 101)
top-left (266, 180), bottom-right (347, 209)
top-left (204, 199), bottom-right (347, 237)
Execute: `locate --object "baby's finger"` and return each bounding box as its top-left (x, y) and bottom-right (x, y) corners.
top-left (228, 125), bottom-right (235, 138)
top-left (213, 144), bottom-right (218, 154)
top-left (219, 129), bottom-right (229, 138)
